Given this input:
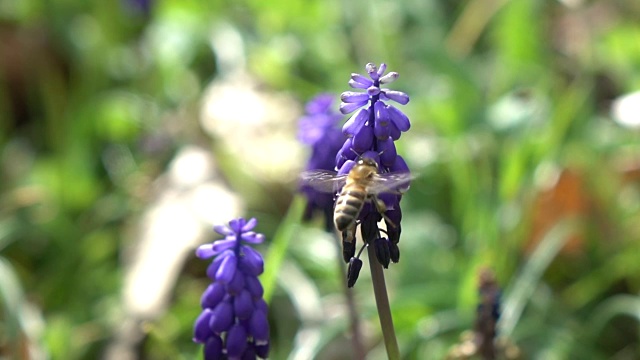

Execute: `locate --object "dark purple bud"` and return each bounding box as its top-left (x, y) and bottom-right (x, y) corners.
top-left (209, 300), bottom-right (234, 333)
top-left (347, 257), bottom-right (363, 288)
top-left (382, 90), bottom-right (410, 105)
top-left (234, 290), bottom-right (254, 320)
top-left (215, 252), bottom-right (237, 284)
top-left (342, 108), bottom-right (369, 136)
top-left (389, 241), bottom-right (400, 263)
top-left (203, 335), bottom-right (224, 359)
top-left (249, 309), bottom-right (270, 343)
top-left (245, 275), bottom-right (264, 298)
top-left (341, 91), bottom-right (370, 103)
top-left (241, 343), bottom-right (257, 360)
top-left (379, 72), bottom-right (399, 85)
top-left (226, 268), bottom-right (246, 295)
top-left (336, 138), bottom-right (355, 169)
top-left (340, 101), bottom-right (367, 114)
top-left (201, 282), bottom-right (225, 309)
top-left (366, 63), bottom-right (379, 81)
top-left (352, 124), bottom-right (374, 152)
top-left (341, 233), bottom-right (356, 263)
top-left (350, 73), bottom-right (373, 88)
top-left (387, 105), bottom-right (410, 132)
top-left (193, 309), bottom-right (213, 343)
top-left (378, 137), bottom-right (397, 167)
top-left (239, 245), bottom-right (264, 276)
top-left (360, 211), bottom-right (381, 243)
top-left (255, 342), bottom-right (270, 358)
top-left (225, 323), bottom-right (248, 358)
top-left (374, 237), bottom-right (391, 268)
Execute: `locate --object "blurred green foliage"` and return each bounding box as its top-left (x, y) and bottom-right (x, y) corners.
top-left (2, 0), bottom-right (640, 359)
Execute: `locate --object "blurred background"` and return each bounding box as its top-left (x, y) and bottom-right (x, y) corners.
top-left (2, 0), bottom-right (640, 359)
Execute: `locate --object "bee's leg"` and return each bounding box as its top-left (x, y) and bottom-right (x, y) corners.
top-left (371, 195), bottom-right (396, 228)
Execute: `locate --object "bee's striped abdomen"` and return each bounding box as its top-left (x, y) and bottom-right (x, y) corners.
top-left (334, 185), bottom-right (367, 232)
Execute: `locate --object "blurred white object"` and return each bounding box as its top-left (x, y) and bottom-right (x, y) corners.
top-left (106, 146), bottom-right (242, 360)
top-left (612, 91), bottom-right (640, 128)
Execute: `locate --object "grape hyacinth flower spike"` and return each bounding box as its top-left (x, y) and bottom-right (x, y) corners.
top-left (193, 218), bottom-right (270, 359)
top-left (337, 62), bottom-right (412, 287)
top-left (298, 94), bottom-right (345, 231)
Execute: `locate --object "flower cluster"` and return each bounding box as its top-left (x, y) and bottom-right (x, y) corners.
top-left (338, 63), bottom-right (411, 286)
top-left (193, 218), bottom-right (270, 359)
top-left (298, 94), bottom-right (345, 231)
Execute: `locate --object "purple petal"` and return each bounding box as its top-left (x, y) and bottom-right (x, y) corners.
top-left (201, 282), bottom-right (226, 309)
top-left (206, 252), bottom-right (229, 279)
top-left (376, 63), bottom-right (387, 77)
top-left (254, 298), bottom-right (269, 313)
top-left (249, 309), bottom-right (270, 342)
top-left (340, 101), bottom-right (367, 115)
top-left (245, 275), bottom-right (264, 298)
top-left (387, 105), bottom-right (410, 132)
top-left (341, 91), bottom-right (369, 104)
top-left (211, 238), bottom-right (237, 253)
top-left (378, 137), bottom-right (397, 167)
top-left (225, 324), bottom-right (248, 358)
top-left (367, 86), bottom-right (381, 96)
top-left (240, 232), bottom-right (265, 244)
top-left (240, 246), bottom-right (264, 276)
top-left (342, 109), bottom-right (369, 136)
top-left (379, 72), bottom-right (399, 85)
top-left (226, 268), bottom-right (246, 294)
top-left (195, 244), bottom-right (216, 259)
top-left (213, 225), bottom-right (233, 236)
top-left (382, 90), bottom-right (410, 105)
top-left (348, 79), bottom-right (369, 89)
top-left (203, 335), bottom-right (223, 359)
top-left (337, 160), bottom-right (356, 176)
top-left (228, 218), bottom-right (245, 234)
top-left (193, 309), bottom-right (213, 342)
top-left (374, 122), bottom-right (390, 139)
top-left (352, 125), bottom-right (374, 152)
top-left (234, 289), bottom-right (254, 319)
top-left (374, 101), bottom-right (390, 126)
top-left (391, 155), bottom-right (410, 173)
top-left (215, 253), bottom-right (237, 283)
top-left (305, 93), bottom-right (334, 114)
top-left (209, 301), bottom-right (234, 333)
top-left (350, 73), bottom-right (373, 87)
top-left (241, 218), bottom-right (258, 232)
top-left (366, 63), bottom-right (379, 81)
top-left (387, 122), bottom-right (400, 141)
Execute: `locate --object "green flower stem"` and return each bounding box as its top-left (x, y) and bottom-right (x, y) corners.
top-left (367, 245), bottom-right (400, 360)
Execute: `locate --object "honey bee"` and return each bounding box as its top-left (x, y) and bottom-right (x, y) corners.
top-left (300, 157), bottom-right (413, 247)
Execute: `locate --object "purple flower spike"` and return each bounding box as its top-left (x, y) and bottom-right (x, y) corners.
top-left (193, 217), bottom-right (270, 358)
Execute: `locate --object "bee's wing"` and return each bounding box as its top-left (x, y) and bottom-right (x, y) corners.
top-left (368, 172), bottom-right (415, 195)
top-left (299, 170), bottom-right (348, 194)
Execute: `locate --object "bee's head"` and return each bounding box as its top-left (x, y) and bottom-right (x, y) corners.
top-left (357, 157), bottom-right (379, 170)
